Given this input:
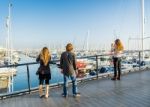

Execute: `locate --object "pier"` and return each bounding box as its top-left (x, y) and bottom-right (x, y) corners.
top-left (0, 70), bottom-right (150, 107)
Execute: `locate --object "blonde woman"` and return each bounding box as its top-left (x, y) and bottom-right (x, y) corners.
top-left (111, 39), bottom-right (124, 80)
top-left (36, 47), bottom-right (51, 98)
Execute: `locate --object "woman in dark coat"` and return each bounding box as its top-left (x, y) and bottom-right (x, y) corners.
top-left (36, 47), bottom-right (51, 98)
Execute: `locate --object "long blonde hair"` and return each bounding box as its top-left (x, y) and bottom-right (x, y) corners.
top-left (40, 47), bottom-right (51, 66)
top-left (115, 39), bottom-right (124, 51)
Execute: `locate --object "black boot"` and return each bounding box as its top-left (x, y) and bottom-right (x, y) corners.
top-left (117, 77), bottom-right (120, 80)
top-left (111, 77), bottom-right (117, 80)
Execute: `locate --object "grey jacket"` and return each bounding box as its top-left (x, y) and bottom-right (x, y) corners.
top-left (60, 51), bottom-right (77, 76)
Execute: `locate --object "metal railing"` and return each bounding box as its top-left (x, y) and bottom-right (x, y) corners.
top-left (0, 51), bottom-right (147, 99)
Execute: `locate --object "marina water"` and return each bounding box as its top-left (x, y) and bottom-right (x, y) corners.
top-left (13, 55), bottom-right (63, 91)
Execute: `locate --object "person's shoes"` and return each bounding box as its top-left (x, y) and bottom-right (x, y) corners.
top-left (111, 77), bottom-right (117, 80)
top-left (73, 93), bottom-right (81, 97)
top-left (62, 93), bottom-right (68, 98)
top-left (117, 77), bottom-right (120, 80)
top-left (45, 95), bottom-right (49, 99)
top-left (39, 95), bottom-right (45, 98)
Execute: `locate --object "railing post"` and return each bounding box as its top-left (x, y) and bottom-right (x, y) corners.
top-left (139, 51), bottom-right (141, 70)
top-left (0, 96), bottom-right (3, 100)
top-left (26, 65), bottom-right (31, 94)
top-left (96, 55), bottom-right (99, 79)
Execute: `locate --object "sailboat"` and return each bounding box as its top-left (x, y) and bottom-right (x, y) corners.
top-left (76, 31), bottom-right (96, 77)
top-left (140, 0), bottom-right (150, 65)
top-left (0, 3), bottom-right (17, 93)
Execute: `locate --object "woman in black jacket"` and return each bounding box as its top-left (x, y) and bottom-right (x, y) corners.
top-left (36, 47), bottom-right (51, 98)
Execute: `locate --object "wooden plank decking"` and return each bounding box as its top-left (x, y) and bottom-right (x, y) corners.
top-left (0, 70), bottom-right (150, 107)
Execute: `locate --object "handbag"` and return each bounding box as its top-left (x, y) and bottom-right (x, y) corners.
top-left (36, 67), bottom-right (40, 75)
top-left (36, 67), bottom-right (44, 75)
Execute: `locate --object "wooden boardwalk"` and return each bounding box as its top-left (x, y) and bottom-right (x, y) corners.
top-left (1, 70), bottom-right (150, 107)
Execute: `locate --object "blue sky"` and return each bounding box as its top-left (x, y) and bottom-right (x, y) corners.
top-left (0, 0), bottom-right (150, 50)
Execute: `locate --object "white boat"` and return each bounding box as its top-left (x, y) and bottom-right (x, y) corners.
top-left (0, 68), bottom-right (16, 76)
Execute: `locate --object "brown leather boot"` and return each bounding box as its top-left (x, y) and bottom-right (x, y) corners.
top-left (39, 85), bottom-right (44, 98)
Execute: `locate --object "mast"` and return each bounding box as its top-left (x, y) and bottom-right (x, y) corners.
top-left (6, 3), bottom-right (12, 64)
top-left (7, 3), bottom-right (13, 93)
top-left (86, 30), bottom-right (89, 53)
top-left (141, 0), bottom-right (144, 60)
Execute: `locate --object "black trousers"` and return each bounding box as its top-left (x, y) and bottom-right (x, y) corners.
top-left (39, 74), bottom-right (51, 85)
top-left (113, 57), bottom-right (121, 78)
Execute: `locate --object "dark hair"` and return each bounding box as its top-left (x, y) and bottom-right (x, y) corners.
top-left (66, 43), bottom-right (73, 52)
top-left (115, 39), bottom-right (120, 45)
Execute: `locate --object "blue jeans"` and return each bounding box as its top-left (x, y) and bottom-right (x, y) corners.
top-left (63, 75), bottom-right (77, 96)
